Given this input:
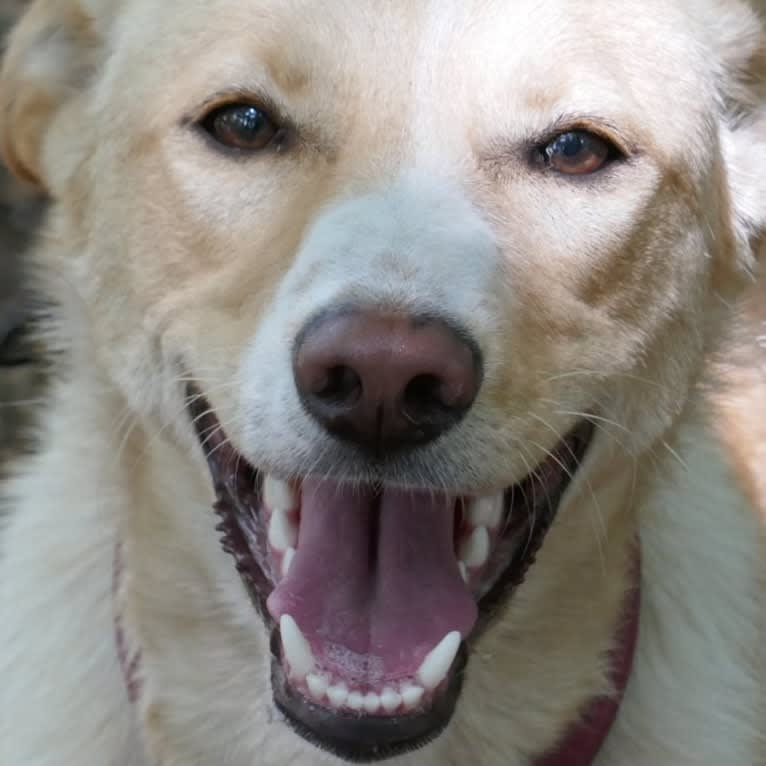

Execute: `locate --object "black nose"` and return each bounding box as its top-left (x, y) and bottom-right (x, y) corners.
top-left (292, 308), bottom-right (482, 452)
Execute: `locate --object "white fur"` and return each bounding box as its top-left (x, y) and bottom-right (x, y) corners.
top-left (597, 417), bottom-right (764, 765)
top-left (2, 372), bottom-right (762, 766)
top-left (1, 1), bottom-right (765, 764)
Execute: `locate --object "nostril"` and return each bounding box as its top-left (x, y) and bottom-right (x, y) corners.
top-left (313, 365), bottom-right (362, 407)
top-left (293, 308), bottom-right (483, 450)
top-left (402, 374), bottom-right (456, 425)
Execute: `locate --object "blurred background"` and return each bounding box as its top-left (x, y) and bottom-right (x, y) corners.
top-left (0, 1), bottom-right (47, 471)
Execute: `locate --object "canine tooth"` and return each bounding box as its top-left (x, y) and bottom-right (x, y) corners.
top-left (282, 547), bottom-right (296, 577)
top-left (458, 562), bottom-right (469, 583)
top-left (347, 691), bottom-right (365, 711)
top-left (280, 615), bottom-right (315, 679)
top-left (264, 476), bottom-right (298, 511)
top-left (269, 508), bottom-right (298, 552)
top-left (459, 526), bottom-right (490, 568)
top-left (307, 673), bottom-right (329, 700)
top-left (327, 683), bottom-right (349, 708)
top-left (469, 494), bottom-right (504, 529)
top-left (416, 632), bottom-right (462, 691)
top-left (380, 687), bottom-right (402, 713)
top-left (400, 683), bottom-right (425, 710)
top-left (363, 692), bottom-right (381, 714)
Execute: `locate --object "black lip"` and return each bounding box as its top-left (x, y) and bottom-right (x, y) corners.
top-left (187, 387), bottom-right (594, 762)
top-left (270, 629), bottom-right (469, 762)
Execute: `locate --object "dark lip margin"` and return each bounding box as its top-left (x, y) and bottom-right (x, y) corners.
top-left (270, 629), bottom-right (469, 763)
top-left (186, 386), bottom-right (595, 762)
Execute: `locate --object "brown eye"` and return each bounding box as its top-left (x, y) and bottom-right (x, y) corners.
top-left (542, 131), bottom-right (616, 175)
top-left (202, 104), bottom-right (279, 151)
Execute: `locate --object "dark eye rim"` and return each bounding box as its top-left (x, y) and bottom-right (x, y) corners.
top-left (190, 97), bottom-right (291, 157)
top-left (531, 123), bottom-right (631, 177)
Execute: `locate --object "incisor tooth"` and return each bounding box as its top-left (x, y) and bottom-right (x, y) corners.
top-left (269, 508), bottom-right (298, 552)
top-left (327, 683), bottom-right (349, 708)
top-left (458, 562), bottom-right (469, 583)
top-left (347, 691), bottom-right (365, 711)
top-left (469, 494), bottom-right (504, 529)
top-left (400, 683), bottom-right (425, 710)
top-left (282, 547), bottom-right (296, 577)
top-left (380, 687), bottom-right (402, 713)
top-left (363, 692), bottom-right (381, 714)
top-left (307, 673), bottom-right (328, 700)
top-left (264, 476), bottom-right (298, 512)
top-left (416, 631), bottom-right (462, 691)
top-left (459, 526), bottom-right (490, 568)
top-left (280, 615), bottom-right (315, 679)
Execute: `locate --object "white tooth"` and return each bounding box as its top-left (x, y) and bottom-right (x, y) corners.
top-left (307, 673), bottom-right (328, 701)
top-left (264, 476), bottom-right (298, 512)
top-left (469, 494), bottom-right (504, 529)
top-left (280, 615), bottom-right (315, 679)
top-left (416, 632), bottom-right (462, 691)
top-left (459, 526), bottom-right (490, 568)
top-left (347, 691), bottom-right (365, 711)
top-left (269, 508), bottom-right (298, 552)
top-left (282, 547), bottom-right (296, 577)
top-left (400, 683), bottom-right (425, 710)
top-left (363, 692), bottom-right (381, 714)
top-left (327, 683), bottom-right (349, 708)
top-left (458, 562), bottom-right (469, 583)
top-left (380, 687), bottom-right (402, 713)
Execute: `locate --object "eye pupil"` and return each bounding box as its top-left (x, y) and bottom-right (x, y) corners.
top-left (203, 104), bottom-right (279, 151)
top-left (543, 130), bottom-right (614, 175)
top-left (223, 106), bottom-right (264, 134)
top-left (558, 133), bottom-right (585, 157)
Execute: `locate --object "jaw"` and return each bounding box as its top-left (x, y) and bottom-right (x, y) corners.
top-left (27, 363), bottom-right (641, 766)
top-left (184, 387), bottom-right (605, 761)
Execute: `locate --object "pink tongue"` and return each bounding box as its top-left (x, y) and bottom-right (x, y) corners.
top-left (267, 480), bottom-right (477, 685)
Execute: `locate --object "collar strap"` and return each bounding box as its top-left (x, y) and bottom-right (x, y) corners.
top-left (113, 542), bottom-right (143, 704)
top-left (535, 549), bottom-right (641, 766)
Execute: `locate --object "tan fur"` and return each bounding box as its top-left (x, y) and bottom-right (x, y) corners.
top-left (1, 1), bottom-right (765, 765)
top-left (712, 278), bottom-right (766, 518)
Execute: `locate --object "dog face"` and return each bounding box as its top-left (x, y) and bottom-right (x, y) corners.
top-left (3, 0), bottom-right (766, 763)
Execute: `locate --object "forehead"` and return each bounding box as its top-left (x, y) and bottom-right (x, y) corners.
top-left (107, 0), bottom-right (714, 152)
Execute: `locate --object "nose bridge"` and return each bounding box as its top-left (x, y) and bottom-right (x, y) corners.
top-left (283, 173), bottom-right (500, 326)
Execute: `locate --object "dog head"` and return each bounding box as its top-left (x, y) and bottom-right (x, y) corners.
top-left (2, 0), bottom-right (765, 763)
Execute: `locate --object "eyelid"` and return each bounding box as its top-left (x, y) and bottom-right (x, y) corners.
top-left (182, 89), bottom-right (335, 155)
top-left (535, 116), bottom-right (635, 158)
top-left (182, 89), bottom-right (293, 132)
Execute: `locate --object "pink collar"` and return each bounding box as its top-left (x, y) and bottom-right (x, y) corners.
top-left (535, 552), bottom-right (641, 766)
top-left (113, 544), bottom-right (640, 764)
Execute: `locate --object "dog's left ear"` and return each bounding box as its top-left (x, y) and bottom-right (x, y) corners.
top-left (708, 0), bottom-right (766, 267)
top-left (0, 0), bottom-right (116, 193)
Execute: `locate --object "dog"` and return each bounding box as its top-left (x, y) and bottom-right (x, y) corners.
top-left (1, 1), bottom-right (765, 764)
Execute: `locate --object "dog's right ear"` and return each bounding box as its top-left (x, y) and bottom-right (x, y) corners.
top-left (0, 0), bottom-right (108, 191)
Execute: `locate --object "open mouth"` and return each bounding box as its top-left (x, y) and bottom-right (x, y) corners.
top-left (188, 391), bottom-right (593, 762)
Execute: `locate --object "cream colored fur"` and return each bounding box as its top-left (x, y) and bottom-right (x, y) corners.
top-left (1, 1), bottom-right (765, 765)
